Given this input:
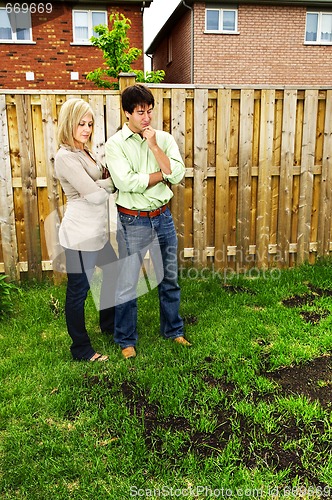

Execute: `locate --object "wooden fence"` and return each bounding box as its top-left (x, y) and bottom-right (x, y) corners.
top-left (1, 75), bottom-right (332, 281)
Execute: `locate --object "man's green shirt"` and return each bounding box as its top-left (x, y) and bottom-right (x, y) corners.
top-left (105, 123), bottom-right (185, 210)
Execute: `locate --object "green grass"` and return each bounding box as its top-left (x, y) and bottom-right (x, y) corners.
top-left (1, 259), bottom-right (332, 499)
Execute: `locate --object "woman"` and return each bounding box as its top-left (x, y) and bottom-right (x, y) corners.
top-left (55, 98), bottom-right (117, 361)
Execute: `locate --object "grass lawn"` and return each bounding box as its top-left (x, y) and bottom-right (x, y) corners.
top-left (1, 260), bottom-right (332, 499)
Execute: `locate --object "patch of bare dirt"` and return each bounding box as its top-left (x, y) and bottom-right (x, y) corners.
top-left (282, 283), bottom-right (332, 324)
top-left (82, 283), bottom-right (332, 486)
top-left (115, 355), bottom-right (332, 488)
top-left (264, 355), bottom-right (332, 408)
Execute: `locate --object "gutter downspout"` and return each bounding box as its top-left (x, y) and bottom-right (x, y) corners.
top-left (141, 1), bottom-right (147, 71)
top-left (182, 0), bottom-right (194, 84)
top-left (146, 53), bottom-right (153, 72)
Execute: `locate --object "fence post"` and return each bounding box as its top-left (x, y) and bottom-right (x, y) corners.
top-left (118, 72), bottom-right (136, 126)
top-left (118, 72), bottom-right (136, 91)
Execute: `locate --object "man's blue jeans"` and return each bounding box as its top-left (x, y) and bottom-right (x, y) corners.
top-left (114, 207), bottom-right (183, 348)
top-left (65, 241), bottom-right (117, 360)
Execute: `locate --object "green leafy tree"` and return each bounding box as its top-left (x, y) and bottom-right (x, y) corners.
top-left (86, 13), bottom-right (165, 89)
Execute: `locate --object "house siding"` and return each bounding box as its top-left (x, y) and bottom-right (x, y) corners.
top-left (152, 2), bottom-right (332, 86)
top-left (0, 3), bottom-right (144, 89)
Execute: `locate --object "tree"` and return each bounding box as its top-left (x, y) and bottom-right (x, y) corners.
top-left (86, 13), bottom-right (165, 89)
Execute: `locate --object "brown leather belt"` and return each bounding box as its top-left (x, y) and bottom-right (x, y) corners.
top-left (117, 204), bottom-right (167, 218)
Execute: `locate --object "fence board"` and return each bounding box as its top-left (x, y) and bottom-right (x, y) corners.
top-left (151, 87), bottom-right (164, 130)
top-left (297, 90), bottom-right (318, 264)
top-left (237, 89), bottom-right (254, 269)
top-left (228, 95), bottom-right (240, 270)
top-left (193, 89), bottom-right (208, 266)
top-left (105, 94), bottom-right (121, 139)
top-left (278, 89), bottom-right (297, 267)
top-left (318, 90), bottom-right (332, 255)
top-left (184, 94), bottom-right (194, 255)
top-left (207, 95), bottom-right (216, 248)
top-left (215, 89), bottom-right (231, 270)
top-left (40, 94), bottom-right (64, 277)
top-left (88, 94), bottom-right (106, 164)
top-left (16, 95), bottom-right (42, 280)
top-left (256, 89), bottom-right (275, 269)
top-left (170, 88), bottom-right (186, 261)
top-left (270, 96), bottom-right (283, 256)
top-left (0, 95), bottom-right (19, 279)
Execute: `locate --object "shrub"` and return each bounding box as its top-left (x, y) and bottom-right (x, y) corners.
top-left (0, 275), bottom-right (19, 317)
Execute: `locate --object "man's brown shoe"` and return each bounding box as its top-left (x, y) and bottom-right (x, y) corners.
top-left (121, 346), bottom-right (136, 359)
top-left (174, 336), bottom-right (192, 346)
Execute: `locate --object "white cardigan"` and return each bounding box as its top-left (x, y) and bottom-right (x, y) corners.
top-left (55, 144), bottom-right (115, 251)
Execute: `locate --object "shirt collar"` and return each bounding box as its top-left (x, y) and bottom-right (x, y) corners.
top-left (122, 122), bottom-right (145, 142)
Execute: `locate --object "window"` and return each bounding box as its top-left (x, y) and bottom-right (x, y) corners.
top-left (206, 7), bottom-right (237, 33)
top-left (167, 36), bottom-right (172, 64)
top-left (0, 7), bottom-right (32, 42)
top-left (73, 10), bottom-right (107, 43)
top-left (305, 12), bottom-right (332, 44)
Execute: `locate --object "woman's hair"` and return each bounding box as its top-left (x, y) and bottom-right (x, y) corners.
top-left (57, 98), bottom-right (95, 149)
top-left (121, 84), bottom-right (155, 114)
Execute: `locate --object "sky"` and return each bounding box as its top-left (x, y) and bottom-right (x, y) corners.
top-left (143, 0), bottom-right (180, 70)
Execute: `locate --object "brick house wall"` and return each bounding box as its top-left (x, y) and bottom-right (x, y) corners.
top-left (152, 10), bottom-right (192, 84)
top-left (151, 1), bottom-right (332, 86)
top-left (0, 3), bottom-right (144, 89)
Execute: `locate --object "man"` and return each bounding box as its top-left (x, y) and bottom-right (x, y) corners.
top-left (105, 83), bottom-right (191, 359)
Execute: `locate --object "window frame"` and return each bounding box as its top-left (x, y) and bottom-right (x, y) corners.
top-left (72, 9), bottom-right (107, 45)
top-left (0, 7), bottom-right (33, 43)
top-left (205, 7), bottom-right (238, 34)
top-left (305, 11), bottom-right (332, 45)
top-left (167, 35), bottom-right (172, 65)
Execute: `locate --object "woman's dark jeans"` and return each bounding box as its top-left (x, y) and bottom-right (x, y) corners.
top-left (64, 241), bottom-right (117, 360)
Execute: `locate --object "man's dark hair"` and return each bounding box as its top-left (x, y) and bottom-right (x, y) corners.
top-left (121, 84), bottom-right (155, 114)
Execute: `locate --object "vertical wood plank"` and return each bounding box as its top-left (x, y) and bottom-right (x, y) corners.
top-left (88, 94), bottom-right (106, 164)
top-left (215, 89), bottom-right (231, 270)
top-left (105, 93), bottom-right (121, 140)
top-left (193, 89), bottom-right (208, 266)
top-left (184, 93), bottom-right (194, 255)
top-left (207, 94), bottom-right (216, 248)
top-left (270, 96), bottom-right (283, 262)
top-left (16, 95), bottom-right (42, 279)
top-left (256, 89), bottom-right (275, 269)
top-left (317, 90), bottom-right (332, 255)
top-left (278, 89), bottom-right (297, 267)
top-left (297, 90), bottom-right (318, 263)
top-left (40, 94), bottom-right (65, 279)
top-left (170, 88), bottom-right (186, 263)
top-left (237, 89), bottom-right (254, 269)
top-left (151, 87), bottom-right (164, 130)
top-left (0, 95), bottom-right (20, 280)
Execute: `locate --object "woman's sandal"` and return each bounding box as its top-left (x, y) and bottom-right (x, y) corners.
top-left (89, 353), bottom-right (109, 362)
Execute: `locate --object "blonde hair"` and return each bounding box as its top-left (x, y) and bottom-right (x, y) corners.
top-left (57, 98), bottom-right (95, 149)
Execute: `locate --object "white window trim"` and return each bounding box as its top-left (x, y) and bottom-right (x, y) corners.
top-left (72, 9), bottom-right (107, 45)
top-left (0, 7), bottom-right (33, 43)
top-left (305, 11), bottom-right (332, 45)
top-left (205, 7), bottom-right (238, 34)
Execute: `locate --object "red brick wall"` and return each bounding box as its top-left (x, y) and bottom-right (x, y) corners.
top-left (152, 10), bottom-right (192, 84)
top-left (0, 4), bottom-right (144, 89)
top-left (153, 2), bottom-right (332, 86)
